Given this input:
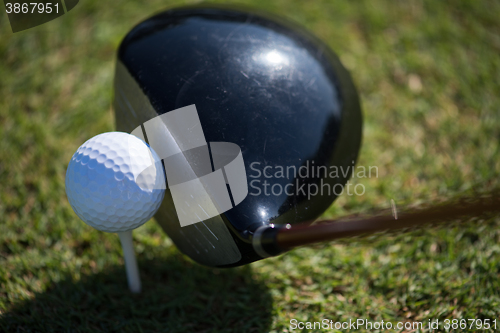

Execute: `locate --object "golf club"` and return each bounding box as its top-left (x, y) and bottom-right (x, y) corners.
top-left (113, 5), bottom-right (500, 271)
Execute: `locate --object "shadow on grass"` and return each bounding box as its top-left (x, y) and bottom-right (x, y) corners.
top-left (0, 254), bottom-right (273, 332)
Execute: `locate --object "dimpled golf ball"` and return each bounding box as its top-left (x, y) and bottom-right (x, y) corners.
top-left (65, 132), bottom-right (166, 232)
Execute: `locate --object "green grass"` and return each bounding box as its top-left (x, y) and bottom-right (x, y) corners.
top-left (1, 0), bottom-right (500, 332)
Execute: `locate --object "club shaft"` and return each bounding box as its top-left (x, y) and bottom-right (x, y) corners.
top-left (276, 195), bottom-right (500, 250)
top-left (118, 231), bottom-right (141, 293)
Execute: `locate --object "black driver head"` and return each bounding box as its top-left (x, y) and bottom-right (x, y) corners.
top-left (114, 5), bottom-right (362, 267)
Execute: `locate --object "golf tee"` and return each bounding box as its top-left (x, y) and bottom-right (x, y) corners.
top-left (118, 230), bottom-right (141, 293)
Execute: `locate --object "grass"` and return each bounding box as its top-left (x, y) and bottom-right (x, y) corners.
top-left (1, 0), bottom-right (500, 331)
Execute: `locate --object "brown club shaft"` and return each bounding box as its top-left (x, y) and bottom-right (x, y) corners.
top-left (276, 194), bottom-right (500, 250)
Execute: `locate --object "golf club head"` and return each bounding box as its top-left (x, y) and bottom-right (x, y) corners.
top-left (114, 5), bottom-right (362, 267)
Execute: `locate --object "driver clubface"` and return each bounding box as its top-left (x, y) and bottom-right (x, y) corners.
top-left (114, 5), bottom-right (362, 267)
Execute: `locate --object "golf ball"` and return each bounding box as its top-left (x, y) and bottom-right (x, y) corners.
top-left (65, 132), bottom-right (166, 232)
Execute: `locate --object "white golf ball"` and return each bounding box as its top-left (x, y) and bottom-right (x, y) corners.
top-left (65, 132), bottom-right (166, 232)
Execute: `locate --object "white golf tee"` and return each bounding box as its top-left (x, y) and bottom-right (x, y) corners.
top-left (118, 230), bottom-right (141, 293)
